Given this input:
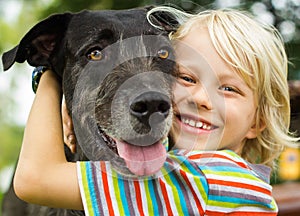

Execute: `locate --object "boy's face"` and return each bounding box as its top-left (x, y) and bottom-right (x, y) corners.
top-left (171, 27), bottom-right (259, 153)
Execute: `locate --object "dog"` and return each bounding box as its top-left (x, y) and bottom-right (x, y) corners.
top-left (1, 6), bottom-right (178, 216)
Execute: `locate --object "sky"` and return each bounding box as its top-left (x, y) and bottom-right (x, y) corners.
top-left (0, 0), bottom-right (23, 23)
top-left (0, 63), bottom-right (35, 125)
top-left (0, 0), bottom-right (35, 126)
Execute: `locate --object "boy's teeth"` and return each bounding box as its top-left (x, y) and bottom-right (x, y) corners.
top-left (182, 117), bottom-right (212, 130)
top-left (189, 120), bottom-right (195, 127)
top-left (196, 122), bottom-right (203, 128)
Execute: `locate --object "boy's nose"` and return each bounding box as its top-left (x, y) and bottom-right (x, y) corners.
top-left (189, 85), bottom-right (213, 110)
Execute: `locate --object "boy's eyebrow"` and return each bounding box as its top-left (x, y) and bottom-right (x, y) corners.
top-left (217, 71), bottom-right (240, 81)
top-left (217, 72), bottom-right (237, 80)
top-left (178, 59), bottom-right (212, 74)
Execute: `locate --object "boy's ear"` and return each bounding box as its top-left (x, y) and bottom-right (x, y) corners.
top-left (2, 12), bottom-right (73, 76)
top-left (246, 117), bottom-right (266, 139)
top-left (146, 7), bottom-right (180, 33)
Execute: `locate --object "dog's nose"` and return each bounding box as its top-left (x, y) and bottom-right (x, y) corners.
top-left (130, 91), bottom-right (170, 124)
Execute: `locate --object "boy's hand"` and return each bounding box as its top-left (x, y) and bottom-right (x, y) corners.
top-left (62, 98), bottom-right (77, 153)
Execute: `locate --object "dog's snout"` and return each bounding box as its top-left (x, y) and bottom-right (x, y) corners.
top-left (130, 92), bottom-right (170, 124)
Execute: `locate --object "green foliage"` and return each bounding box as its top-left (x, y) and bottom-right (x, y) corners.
top-left (0, 124), bottom-right (23, 210)
top-left (0, 124), bottom-right (23, 169)
top-left (0, 20), bottom-right (21, 54)
top-left (0, 0), bottom-right (300, 210)
top-left (0, 193), bottom-right (2, 216)
top-left (287, 43), bottom-right (300, 80)
top-left (38, 0), bottom-right (146, 18)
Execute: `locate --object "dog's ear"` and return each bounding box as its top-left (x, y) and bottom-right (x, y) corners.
top-left (2, 12), bottom-right (73, 72)
top-left (146, 7), bottom-right (180, 33)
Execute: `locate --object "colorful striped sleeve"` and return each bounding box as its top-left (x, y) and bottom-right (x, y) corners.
top-left (188, 150), bottom-right (278, 215)
top-left (77, 157), bottom-right (209, 215)
top-left (76, 150), bottom-right (278, 216)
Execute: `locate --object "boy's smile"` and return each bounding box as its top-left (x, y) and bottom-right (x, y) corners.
top-left (178, 114), bottom-right (217, 131)
top-left (171, 26), bottom-right (260, 153)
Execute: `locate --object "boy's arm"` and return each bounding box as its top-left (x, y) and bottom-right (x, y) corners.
top-left (14, 70), bottom-right (83, 210)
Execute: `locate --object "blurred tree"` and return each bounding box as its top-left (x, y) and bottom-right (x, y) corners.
top-left (37, 0), bottom-right (146, 18)
top-left (0, 124), bottom-right (23, 169)
top-left (0, 0), bottom-right (300, 206)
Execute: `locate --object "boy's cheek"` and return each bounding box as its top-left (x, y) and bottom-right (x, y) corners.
top-left (173, 83), bottom-right (189, 103)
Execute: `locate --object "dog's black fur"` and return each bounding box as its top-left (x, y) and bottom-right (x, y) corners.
top-left (2, 7), bottom-right (178, 216)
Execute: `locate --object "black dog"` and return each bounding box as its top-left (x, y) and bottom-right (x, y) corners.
top-left (2, 6), bottom-right (177, 216)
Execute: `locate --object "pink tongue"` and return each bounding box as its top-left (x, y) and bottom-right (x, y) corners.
top-left (116, 140), bottom-right (167, 176)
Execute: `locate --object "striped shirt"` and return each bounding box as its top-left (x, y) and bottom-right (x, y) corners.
top-left (77, 149), bottom-right (278, 216)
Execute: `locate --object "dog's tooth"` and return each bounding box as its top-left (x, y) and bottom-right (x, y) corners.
top-left (103, 136), bottom-right (108, 142)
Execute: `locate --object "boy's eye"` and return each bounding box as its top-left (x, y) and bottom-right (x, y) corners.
top-left (219, 85), bottom-right (239, 93)
top-left (179, 75), bottom-right (196, 84)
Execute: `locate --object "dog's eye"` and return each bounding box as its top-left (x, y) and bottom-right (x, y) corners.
top-left (87, 50), bottom-right (104, 61)
top-left (157, 49), bottom-right (169, 59)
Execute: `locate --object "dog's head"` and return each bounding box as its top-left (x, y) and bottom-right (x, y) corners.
top-left (2, 7), bottom-right (179, 176)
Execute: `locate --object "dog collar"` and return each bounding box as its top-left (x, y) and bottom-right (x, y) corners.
top-left (32, 66), bottom-right (48, 93)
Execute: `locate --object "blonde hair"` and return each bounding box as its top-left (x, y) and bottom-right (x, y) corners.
top-left (148, 7), bottom-right (299, 168)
